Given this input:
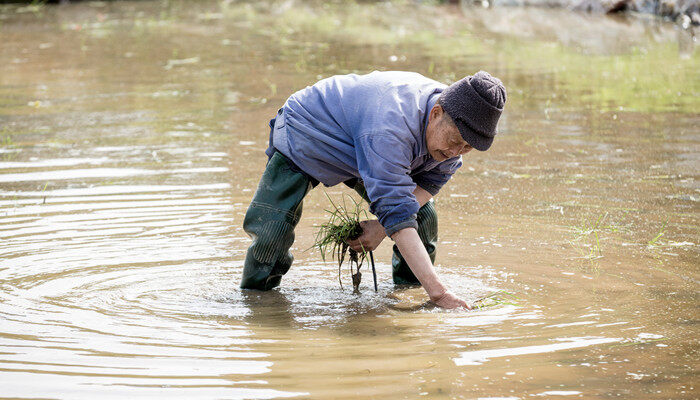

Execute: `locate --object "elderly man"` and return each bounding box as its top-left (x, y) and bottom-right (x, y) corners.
top-left (240, 70), bottom-right (506, 309)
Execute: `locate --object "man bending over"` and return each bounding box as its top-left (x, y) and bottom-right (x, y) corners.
top-left (240, 70), bottom-right (506, 309)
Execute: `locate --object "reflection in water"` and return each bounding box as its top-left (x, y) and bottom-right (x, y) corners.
top-left (0, 0), bottom-right (697, 399)
top-left (0, 166), bottom-right (228, 182)
top-left (453, 336), bottom-right (621, 366)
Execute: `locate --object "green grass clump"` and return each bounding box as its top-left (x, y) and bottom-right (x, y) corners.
top-left (314, 193), bottom-right (377, 293)
top-left (471, 291), bottom-right (521, 310)
top-left (647, 221), bottom-right (668, 249)
top-left (568, 212), bottom-right (618, 264)
top-left (1, 127), bottom-right (13, 147)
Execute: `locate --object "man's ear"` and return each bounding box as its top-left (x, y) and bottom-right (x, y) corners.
top-left (429, 104), bottom-right (443, 122)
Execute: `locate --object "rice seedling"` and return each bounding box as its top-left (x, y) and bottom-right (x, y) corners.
top-left (39, 182), bottom-right (50, 205)
top-left (471, 290), bottom-right (521, 310)
top-left (568, 212), bottom-right (611, 263)
top-left (647, 221), bottom-right (668, 249)
top-left (1, 128), bottom-right (13, 147)
top-left (313, 193), bottom-right (377, 293)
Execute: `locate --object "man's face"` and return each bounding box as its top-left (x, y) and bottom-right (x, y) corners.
top-left (426, 105), bottom-right (473, 162)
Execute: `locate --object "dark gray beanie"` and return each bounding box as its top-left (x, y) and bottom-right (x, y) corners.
top-left (440, 71), bottom-right (506, 151)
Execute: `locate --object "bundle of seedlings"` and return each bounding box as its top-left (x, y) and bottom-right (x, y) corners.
top-left (313, 193), bottom-right (377, 293)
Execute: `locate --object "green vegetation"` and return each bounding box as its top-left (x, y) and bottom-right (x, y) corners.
top-left (471, 291), bottom-right (521, 310)
top-left (644, 220), bottom-right (676, 273)
top-left (0, 127), bottom-right (13, 147)
top-left (647, 221), bottom-right (668, 249)
top-left (41, 182), bottom-right (48, 205)
top-left (497, 39), bottom-right (699, 113)
top-left (214, 1), bottom-right (699, 113)
top-left (15, 0), bottom-right (46, 14)
top-left (567, 212), bottom-right (624, 265)
top-left (314, 193), bottom-right (377, 293)
top-left (15, 0), bottom-right (692, 117)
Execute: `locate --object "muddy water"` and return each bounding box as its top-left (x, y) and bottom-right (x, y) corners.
top-left (0, 1), bottom-right (698, 399)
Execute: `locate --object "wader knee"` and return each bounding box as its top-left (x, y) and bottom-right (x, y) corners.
top-left (241, 152), bottom-right (312, 290)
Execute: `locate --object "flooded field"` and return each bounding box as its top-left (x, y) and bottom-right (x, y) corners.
top-left (0, 0), bottom-right (698, 398)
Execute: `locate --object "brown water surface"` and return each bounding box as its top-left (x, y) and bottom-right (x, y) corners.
top-left (0, 1), bottom-right (698, 399)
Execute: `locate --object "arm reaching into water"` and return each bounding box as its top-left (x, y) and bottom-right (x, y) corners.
top-left (348, 186), bottom-right (471, 310)
top-left (390, 227), bottom-right (470, 309)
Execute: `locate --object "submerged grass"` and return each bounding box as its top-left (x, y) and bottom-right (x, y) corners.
top-left (1, 127), bottom-right (13, 147)
top-left (647, 221), bottom-right (668, 249)
top-left (313, 193), bottom-right (377, 292)
top-left (567, 212), bottom-right (627, 267)
top-left (645, 220), bottom-right (675, 271)
top-left (568, 213), bottom-right (607, 264)
top-left (471, 291), bottom-right (521, 310)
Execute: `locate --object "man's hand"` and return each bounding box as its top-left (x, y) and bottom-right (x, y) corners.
top-left (430, 290), bottom-right (471, 310)
top-left (347, 219), bottom-right (386, 252)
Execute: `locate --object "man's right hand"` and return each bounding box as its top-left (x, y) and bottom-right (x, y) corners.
top-left (347, 219), bottom-right (386, 252)
top-left (430, 290), bottom-right (472, 310)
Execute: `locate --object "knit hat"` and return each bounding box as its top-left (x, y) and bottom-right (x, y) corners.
top-left (440, 71), bottom-right (506, 151)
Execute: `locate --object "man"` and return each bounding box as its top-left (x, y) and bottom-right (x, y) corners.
top-left (240, 70), bottom-right (506, 309)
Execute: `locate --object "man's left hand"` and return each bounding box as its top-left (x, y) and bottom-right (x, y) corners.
top-left (347, 220), bottom-right (386, 252)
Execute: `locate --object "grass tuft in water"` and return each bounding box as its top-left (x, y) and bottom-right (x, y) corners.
top-left (647, 220), bottom-right (668, 249)
top-left (567, 212), bottom-right (617, 267)
top-left (313, 193), bottom-right (377, 293)
top-left (1, 127), bottom-right (13, 147)
top-left (471, 290), bottom-right (521, 310)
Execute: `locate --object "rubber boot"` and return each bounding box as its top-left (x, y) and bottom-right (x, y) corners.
top-left (348, 180), bottom-right (438, 285)
top-left (241, 152), bottom-right (312, 290)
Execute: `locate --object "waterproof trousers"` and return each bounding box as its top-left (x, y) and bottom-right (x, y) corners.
top-left (240, 151), bottom-right (439, 290)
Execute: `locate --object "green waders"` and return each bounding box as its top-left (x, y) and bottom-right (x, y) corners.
top-left (241, 152), bottom-right (313, 290)
top-left (241, 152), bottom-right (439, 289)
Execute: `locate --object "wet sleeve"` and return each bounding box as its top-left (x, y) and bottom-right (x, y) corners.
top-left (412, 156), bottom-right (462, 196)
top-left (353, 133), bottom-right (420, 237)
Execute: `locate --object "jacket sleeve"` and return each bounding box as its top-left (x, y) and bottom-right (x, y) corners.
top-left (353, 132), bottom-right (420, 237)
top-left (412, 156), bottom-right (462, 196)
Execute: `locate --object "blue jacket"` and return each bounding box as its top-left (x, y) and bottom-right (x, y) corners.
top-left (270, 71), bottom-right (462, 236)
